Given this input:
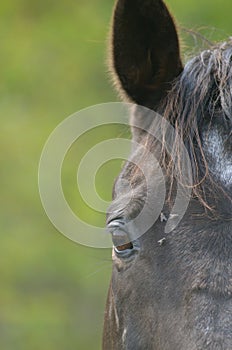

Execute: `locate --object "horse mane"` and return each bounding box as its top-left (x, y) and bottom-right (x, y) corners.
top-left (153, 40), bottom-right (232, 211)
top-left (126, 40), bottom-right (232, 217)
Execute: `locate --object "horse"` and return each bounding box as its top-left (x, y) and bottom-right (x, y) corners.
top-left (103, 0), bottom-right (232, 349)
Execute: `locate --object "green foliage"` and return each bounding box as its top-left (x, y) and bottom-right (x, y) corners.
top-left (1, 0), bottom-right (232, 349)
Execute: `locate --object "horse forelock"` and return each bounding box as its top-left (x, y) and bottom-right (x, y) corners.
top-left (142, 41), bottom-right (232, 212)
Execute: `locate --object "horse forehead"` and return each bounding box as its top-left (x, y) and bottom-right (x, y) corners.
top-left (202, 126), bottom-right (232, 186)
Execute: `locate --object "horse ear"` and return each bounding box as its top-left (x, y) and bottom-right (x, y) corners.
top-left (110, 0), bottom-right (183, 107)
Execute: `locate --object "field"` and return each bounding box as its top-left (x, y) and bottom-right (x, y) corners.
top-left (1, 0), bottom-right (232, 349)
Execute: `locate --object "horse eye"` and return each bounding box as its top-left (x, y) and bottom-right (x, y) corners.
top-left (111, 230), bottom-right (134, 254)
top-left (107, 220), bottom-right (135, 255)
top-left (114, 241), bottom-right (134, 252)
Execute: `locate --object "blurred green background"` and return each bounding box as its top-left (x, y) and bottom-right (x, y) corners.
top-left (1, 1), bottom-right (232, 349)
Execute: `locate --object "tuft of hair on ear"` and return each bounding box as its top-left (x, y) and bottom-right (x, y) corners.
top-left (107, 21), bottom-right (131, 103)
